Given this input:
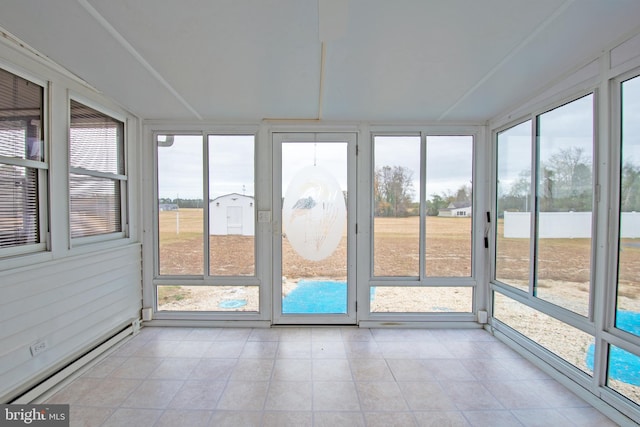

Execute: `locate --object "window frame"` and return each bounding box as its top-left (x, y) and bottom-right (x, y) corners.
top-left (0, 64), bottom-right (48, 258)
top-left (68, 95), bottom-right (128, 245)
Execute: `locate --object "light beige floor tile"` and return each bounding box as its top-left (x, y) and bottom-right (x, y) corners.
top-left (511, 408), bottom-right (575, 427)
top-left (168, 380), bottom-right (225, 410)
top-left (312, 340), bottom-right (347, 358)
top-left (344, 341), bottom-right (383, 358)
top-left (442, 381), bottom-right (504, 411)
top-left (414, 411), bottom-right (470, 426)
top-left (386, 358), bottom-right (434, 381)
top-left (313, 359), bottom-right (352, 381)
top-left (68, 405), bottom-right (114, 426)
top-left (120, 379), bottom-right (184, 409)
top-left (110, 357), bottom-right (162, 379)
top-left (263, 411), bottom-right (313, 427)
top-left (311, 328), bottom-right (343, 342)
top-left (216, 381), bottom-right (269, 410)
top-left (229, 358), bottom-right (274, 381)
top-left (149, 357), bottom-right (200, 380)
top-left (240, 341), bottom-right (278, 358)
top-left (202, 341), bottom-right (244, 358)
top-left (349, 358), bottom-right (394, 381)
top-left (272, 359), bottom-right (312, 381)
top-left (356, 381), bottom-right (408, 411)
top-left (184, 328), bottom-right (222, 341)
top-left (421, 359), bottom-right (477, 381)
top-left (313, 381), bottom-right (360, 411)
top-left (81, 356), bottom-right (127, 379)
top-left (363, 411), bottom-right (418, 427)
top-left (313, 411), bottom-right (366, 427)
top-left (277, 341), bottom-right (312, 358)
top-left (74, 378), bottom-right (141, 407)
top-left (461, 410), bottom-right (523, 427)
top-left (264, 381), bottom-right (313, 411)
top-left (207, 410), bottom-right (262, 427)
top-left (46, 377), bottom-right (103, 404)
top-left (248, 328), bottom-right (281, 342)
top-left (101, 407), bottom-right (162, 427)
top-left (168, 340), bottom-right (213, 358)
top-left (155, 409), bottom-right (213, 427)
top-left (398, 381), bottom-right (457, 411)
top-left (555, 407), bottom-right (620, 427)
top-left (188, 358), bottom-right (236, 381)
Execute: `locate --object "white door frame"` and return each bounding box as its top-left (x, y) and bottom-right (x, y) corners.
top-left (272, 132), bottom-right (357, 325)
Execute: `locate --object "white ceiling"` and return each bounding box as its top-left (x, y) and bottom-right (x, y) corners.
top-left (1, 0), bottom-right (639, 122)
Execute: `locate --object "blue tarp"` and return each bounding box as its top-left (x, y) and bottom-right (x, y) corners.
top-left (586, 310), bottom-right (640, 386)
top-left (282, 280), bottom-right (375, 314)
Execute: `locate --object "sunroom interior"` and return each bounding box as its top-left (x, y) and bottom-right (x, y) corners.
top-left (1, 0), bottom-right (640, 425)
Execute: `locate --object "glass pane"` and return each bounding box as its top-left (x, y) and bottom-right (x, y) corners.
top-left (535, 94), bottom-right (594, 316)
top-left (157, 285), bottom-right (259, 312)
top-left (496, 121), bottom-right (532, 291)
top-left (69, 100), bottom-right (124, 175)
top-left (157, 135), bottom-right (203, 275)
top-left (606, 344), bottom-right (640, 405)
top-left (0, 68), bottom-right (43, 161)
top-left (617, 75), bottom-right (640, 337)
top-left (425, 136), bottom-right (473, 277)
top-left (208, 135), bottom-right (255, 276)
top-left (281, 141), bottom-right (347, 314)
top-left (371, 287), bottom-right (472, 313)
top-left (0, 166), bottom-right (38, 247)
top-left (69, 174), bottom-right (120, 237)
top-left (373, 136), bottom-right (420, 276)
top-left (494, 292), bottom-right (594, 375)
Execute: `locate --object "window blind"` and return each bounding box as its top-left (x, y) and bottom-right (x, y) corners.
top-left (0, 68), bottom-right (43, 249)
top-left (69, 100), bottom-right (125, 238)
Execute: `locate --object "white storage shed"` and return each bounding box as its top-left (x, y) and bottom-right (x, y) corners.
top-left (209, 193), bottom-right (255, 236)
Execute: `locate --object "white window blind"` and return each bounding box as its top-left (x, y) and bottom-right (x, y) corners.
top-left (0, 68), bottom-right (44, 250)
top-left (69, 100), bottom-right (125, 239)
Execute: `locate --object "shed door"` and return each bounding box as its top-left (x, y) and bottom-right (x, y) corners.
top-left (227, 206), bottom-right (243, 234)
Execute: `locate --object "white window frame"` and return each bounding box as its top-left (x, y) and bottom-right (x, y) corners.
top-left (0, 64), bottom-right (48, 258)
top-left (68, 95), bottom-right (128, 245)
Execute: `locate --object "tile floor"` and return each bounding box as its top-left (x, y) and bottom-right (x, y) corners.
top-left (44, 327), bottom-right (620, 426)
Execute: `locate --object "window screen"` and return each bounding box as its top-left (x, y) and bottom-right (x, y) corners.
top-left (0, 68), bottom-right (44, 250)
top-left (69, 100), bottom-right (125, 238)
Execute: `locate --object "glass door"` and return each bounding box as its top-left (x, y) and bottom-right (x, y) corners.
top-left (273, 133), bottom-right (356, 324)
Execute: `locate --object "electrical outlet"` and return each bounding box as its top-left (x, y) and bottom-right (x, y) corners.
top-left (30, 339), bottom-right (47, 357)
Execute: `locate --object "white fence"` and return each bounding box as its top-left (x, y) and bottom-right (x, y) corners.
top-left (503, 211), bottom-right (640, 238)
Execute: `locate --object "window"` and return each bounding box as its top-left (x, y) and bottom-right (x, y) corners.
top-left (156, 134), bottom-right (256, 277)
top-left (371, 133), bottom-right (474, 314)
top-left (495, 120), bottom-right (532, 292)
top-left (535, 94), bottom-right (594, 316)
top-left (616, 74), bottom-right (640, 339)
top-left (0, 67), bottom-right (45, 253)
top-left (69, 100), bottom-right (126, 239)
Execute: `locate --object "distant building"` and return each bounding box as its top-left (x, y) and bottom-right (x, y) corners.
top-left (438, 202), bottom-right (472, 217)
top-left (210, 193), bottom-right (255, 236)
top-left (159, 203), bottom-right (179, 211)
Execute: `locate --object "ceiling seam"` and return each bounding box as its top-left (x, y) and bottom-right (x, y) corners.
top-left (437, 0), bottom-right (575, 122)
top-left (318, 42), bottom-right (327, 120)
top-left (76, 0), bottom-right (203, 120)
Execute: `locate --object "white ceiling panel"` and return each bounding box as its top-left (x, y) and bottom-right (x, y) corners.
top-left (0, 0), bottom-right (639, 122)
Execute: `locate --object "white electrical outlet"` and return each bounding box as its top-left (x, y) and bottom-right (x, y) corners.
top-left (30, 339), bottom-right (47, 357)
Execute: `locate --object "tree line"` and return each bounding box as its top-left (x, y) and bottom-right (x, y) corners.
top-left (497, 147), bottom-right (640, 214)
top-left (374, 165), bottom-right (472, 217)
